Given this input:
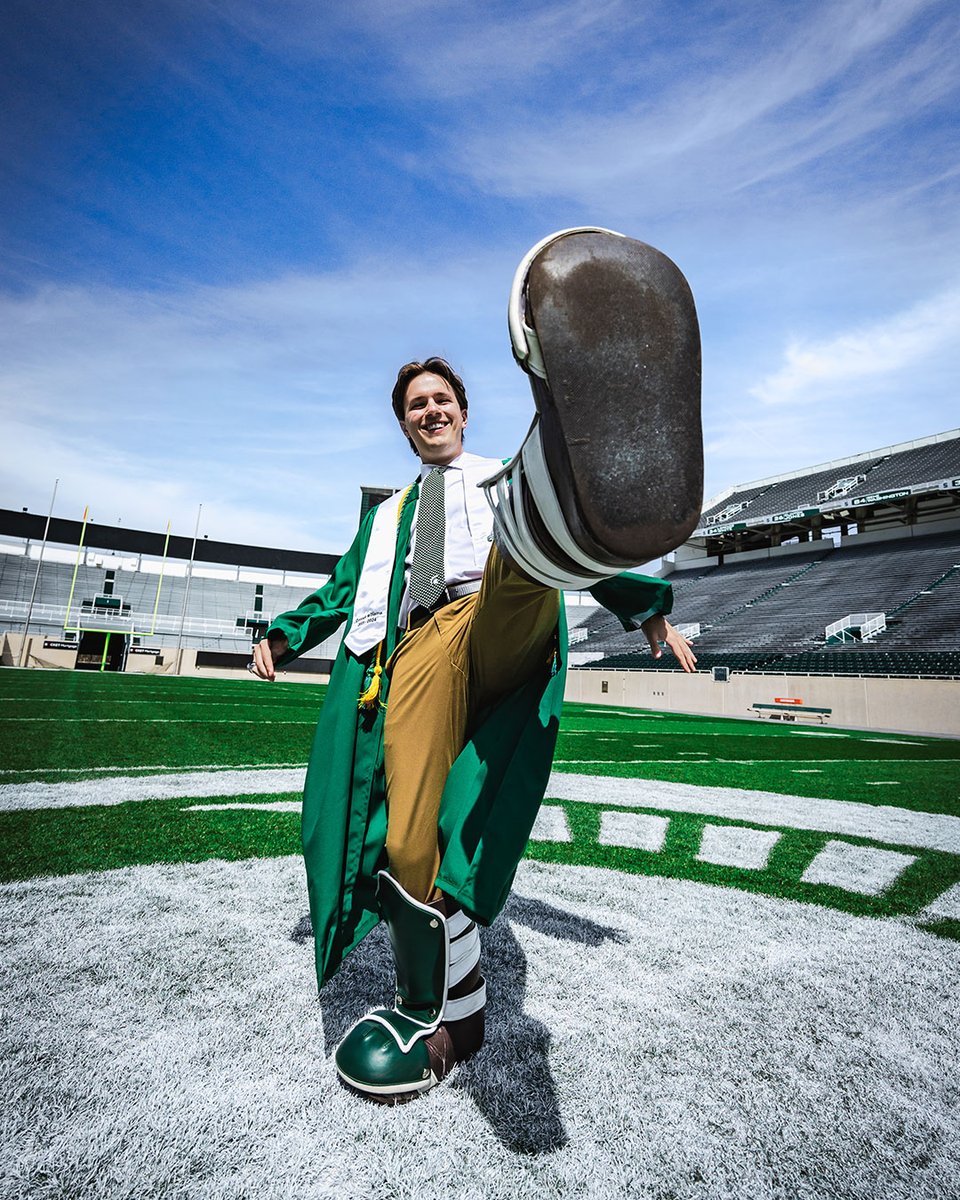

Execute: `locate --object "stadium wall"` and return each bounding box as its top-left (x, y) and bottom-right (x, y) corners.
top-left (564, 668), bottom-right (960, 738)
top-left (0, 634), bottom-right (332, 684)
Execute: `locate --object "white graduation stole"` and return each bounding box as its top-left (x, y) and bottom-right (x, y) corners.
top-left (344, 452), bottom-right (502, 656)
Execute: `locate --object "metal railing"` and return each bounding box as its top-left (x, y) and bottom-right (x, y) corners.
top-left (825, 612), bottom-right (886, 644)
top-left (0, 599), bottom-right (248, 639)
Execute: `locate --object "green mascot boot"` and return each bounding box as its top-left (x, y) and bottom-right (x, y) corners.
top-left (335, 870), bottom-right (486, 1101)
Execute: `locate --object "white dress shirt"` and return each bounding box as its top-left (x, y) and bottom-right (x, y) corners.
top-left (398, 451), bottom-right (501, 623)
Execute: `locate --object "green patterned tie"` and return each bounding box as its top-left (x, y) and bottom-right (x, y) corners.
top-left (409, 468), bottom-right (446, 610)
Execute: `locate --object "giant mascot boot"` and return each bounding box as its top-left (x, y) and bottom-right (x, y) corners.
top-left (483, 227), bottom-right (703, 587)
top-left (335, 871), bottom-right (485, 1101)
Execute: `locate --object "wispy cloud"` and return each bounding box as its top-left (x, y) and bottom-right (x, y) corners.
top-left (0, 253), bottom-right (536, 548)
top-left (454, 0), bottom-right (958, 215)
top-left (3, 0), bottom-right (958, 551)
top-left (749, 285), bottom-right (960, 407)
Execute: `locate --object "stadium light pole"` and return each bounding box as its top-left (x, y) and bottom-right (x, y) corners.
top-left (19, 478), bottom-right (59, 668)
top-left (174, 503), bottom-right (202, 677)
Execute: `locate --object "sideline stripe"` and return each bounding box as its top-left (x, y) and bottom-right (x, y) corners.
top-left (545, 772), bottom-right (960, 853)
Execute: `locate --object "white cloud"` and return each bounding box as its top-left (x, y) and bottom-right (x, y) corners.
top-left (748, 286), bottom-right (960, 407)
top-left (453, 0), bottom-right (957, 215)
top-left (0, 253), bottom-right (537, 550)
top-left (227, 0), bottom-right (634, 99)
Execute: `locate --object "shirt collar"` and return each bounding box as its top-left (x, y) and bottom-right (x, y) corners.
top-left (419, 450), bottom-right (465, 480)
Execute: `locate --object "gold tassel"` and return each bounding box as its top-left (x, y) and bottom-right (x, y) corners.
top-left (358, 643), bottom-right (384, 710)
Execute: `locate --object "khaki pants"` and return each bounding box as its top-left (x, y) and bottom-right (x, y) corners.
top-left (383, 547), bottom-right (560, 902)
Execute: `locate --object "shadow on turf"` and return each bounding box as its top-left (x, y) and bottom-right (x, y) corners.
top-left (295, 894), bottom-right (625, 1155)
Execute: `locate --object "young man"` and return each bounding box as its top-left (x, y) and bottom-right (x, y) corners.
top-left (252, 228), bottom-right (702, 1102)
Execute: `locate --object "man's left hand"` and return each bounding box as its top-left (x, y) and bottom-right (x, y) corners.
top-left (640, 615), bottom-right (698, 673)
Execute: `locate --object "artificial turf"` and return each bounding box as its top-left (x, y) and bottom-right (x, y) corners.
top-left (1, 668), bottom-right (958, 940)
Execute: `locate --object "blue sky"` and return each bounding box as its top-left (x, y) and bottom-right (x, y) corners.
top-left (2, 0), bottom-right (958, 554)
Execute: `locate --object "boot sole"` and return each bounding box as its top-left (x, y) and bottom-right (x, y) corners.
top-left (526, 231), bottom-right (703, 565)
top-left (336, 1064), bottom-right (438, 1103)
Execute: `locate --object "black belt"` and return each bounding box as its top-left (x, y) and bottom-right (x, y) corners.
top-left (407, 580), bottom-right (482, 630)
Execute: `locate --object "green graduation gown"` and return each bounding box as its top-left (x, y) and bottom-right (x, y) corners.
top-left (267, 483), bottom-right (673, 989)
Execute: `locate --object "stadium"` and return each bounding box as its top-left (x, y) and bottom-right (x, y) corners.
top-left (3, 429), bottom-right (958, 1197)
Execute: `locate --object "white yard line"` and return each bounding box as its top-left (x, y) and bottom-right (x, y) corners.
top-left (0, 769), bottom-right (307, 811)
top-left (546, 772), bottom-right (960, 852)
top-left (0, 762), bottom-right (306, 778)
top-left (184, 801), bottom-right (301, 813)
top-left (552, 758), bottom-right (956, 764)
top-left (0, 698), bottom-right (313, 708)
top-left (4, 763), bottom-right (959, 857)
top-left (6, 717), bottom-right (313, 723)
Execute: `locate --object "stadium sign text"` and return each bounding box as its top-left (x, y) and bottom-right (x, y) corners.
top-left (846, 489), bottom-right (911, 506)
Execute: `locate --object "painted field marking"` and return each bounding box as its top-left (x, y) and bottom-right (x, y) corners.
top-left (0, 762), bottom-right (307, 779)
top-left (598, 811), bottom-right (669, 852)
top-left (800, 842), bottom-right (916, 895)
top-left (578, 709), bottom-right (665, 717)
top-left (0, 769), bottom-right (307, 811)
top-left (184, 802), bottom-right (301, 813)
top-left (866, 781), bottom-right (901, 786)
top-left (789, 731), bottom-right (849, 738)
top-left (552, 759), bottom-right (959, 766)
top-left (0, 699), bottom-right (314, 710)
top-left (697, 825), bottom-right (782, 870)
top-left (5, 718), bottom-right (314, 724)
top-left (530, 805), bottom-right (571, 842)
top-left (792, 769), bottom-right (823, 773)
top-left (546, 773), bottom-right (960, 853)
top-left (921, 881), bottom-right (960, 920)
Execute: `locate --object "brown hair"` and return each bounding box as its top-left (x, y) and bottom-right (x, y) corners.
top-left (391, 357), bottom-right (468, 453)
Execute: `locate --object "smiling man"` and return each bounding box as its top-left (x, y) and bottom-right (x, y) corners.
top-left (252, 228), bottom-right (702, 1103)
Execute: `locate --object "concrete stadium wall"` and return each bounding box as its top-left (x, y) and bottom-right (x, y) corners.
top-left (2, 633), bottom-right (79, 671)
top-left (0, 633), bottom-right (329, 685)
top-left (565, 668), bottom-right (960, 739)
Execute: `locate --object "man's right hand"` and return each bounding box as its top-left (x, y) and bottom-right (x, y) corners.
top-left (250, 634), bottom-right (288, 681)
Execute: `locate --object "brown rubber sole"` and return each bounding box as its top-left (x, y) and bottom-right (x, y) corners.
top-left (525, 230), bottom-right (703, 566)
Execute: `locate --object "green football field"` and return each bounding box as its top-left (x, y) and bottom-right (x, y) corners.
top-left (3, 667), bottom-right (960, 1198)
top-left (1, 668), bottom-right (958, 934)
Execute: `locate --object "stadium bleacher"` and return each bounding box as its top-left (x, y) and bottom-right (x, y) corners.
top-left (698, 431), bottom-right (959, 532)
top-left (579, 430), bottom-right (960, 677)
top-left (0, 551), bottom-right (326, 652)
top-left (2, 431), bottom-right (958, 678)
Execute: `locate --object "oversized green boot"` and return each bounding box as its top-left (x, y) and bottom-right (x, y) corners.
top-left (335, 870), bottom-right (486, 1100)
